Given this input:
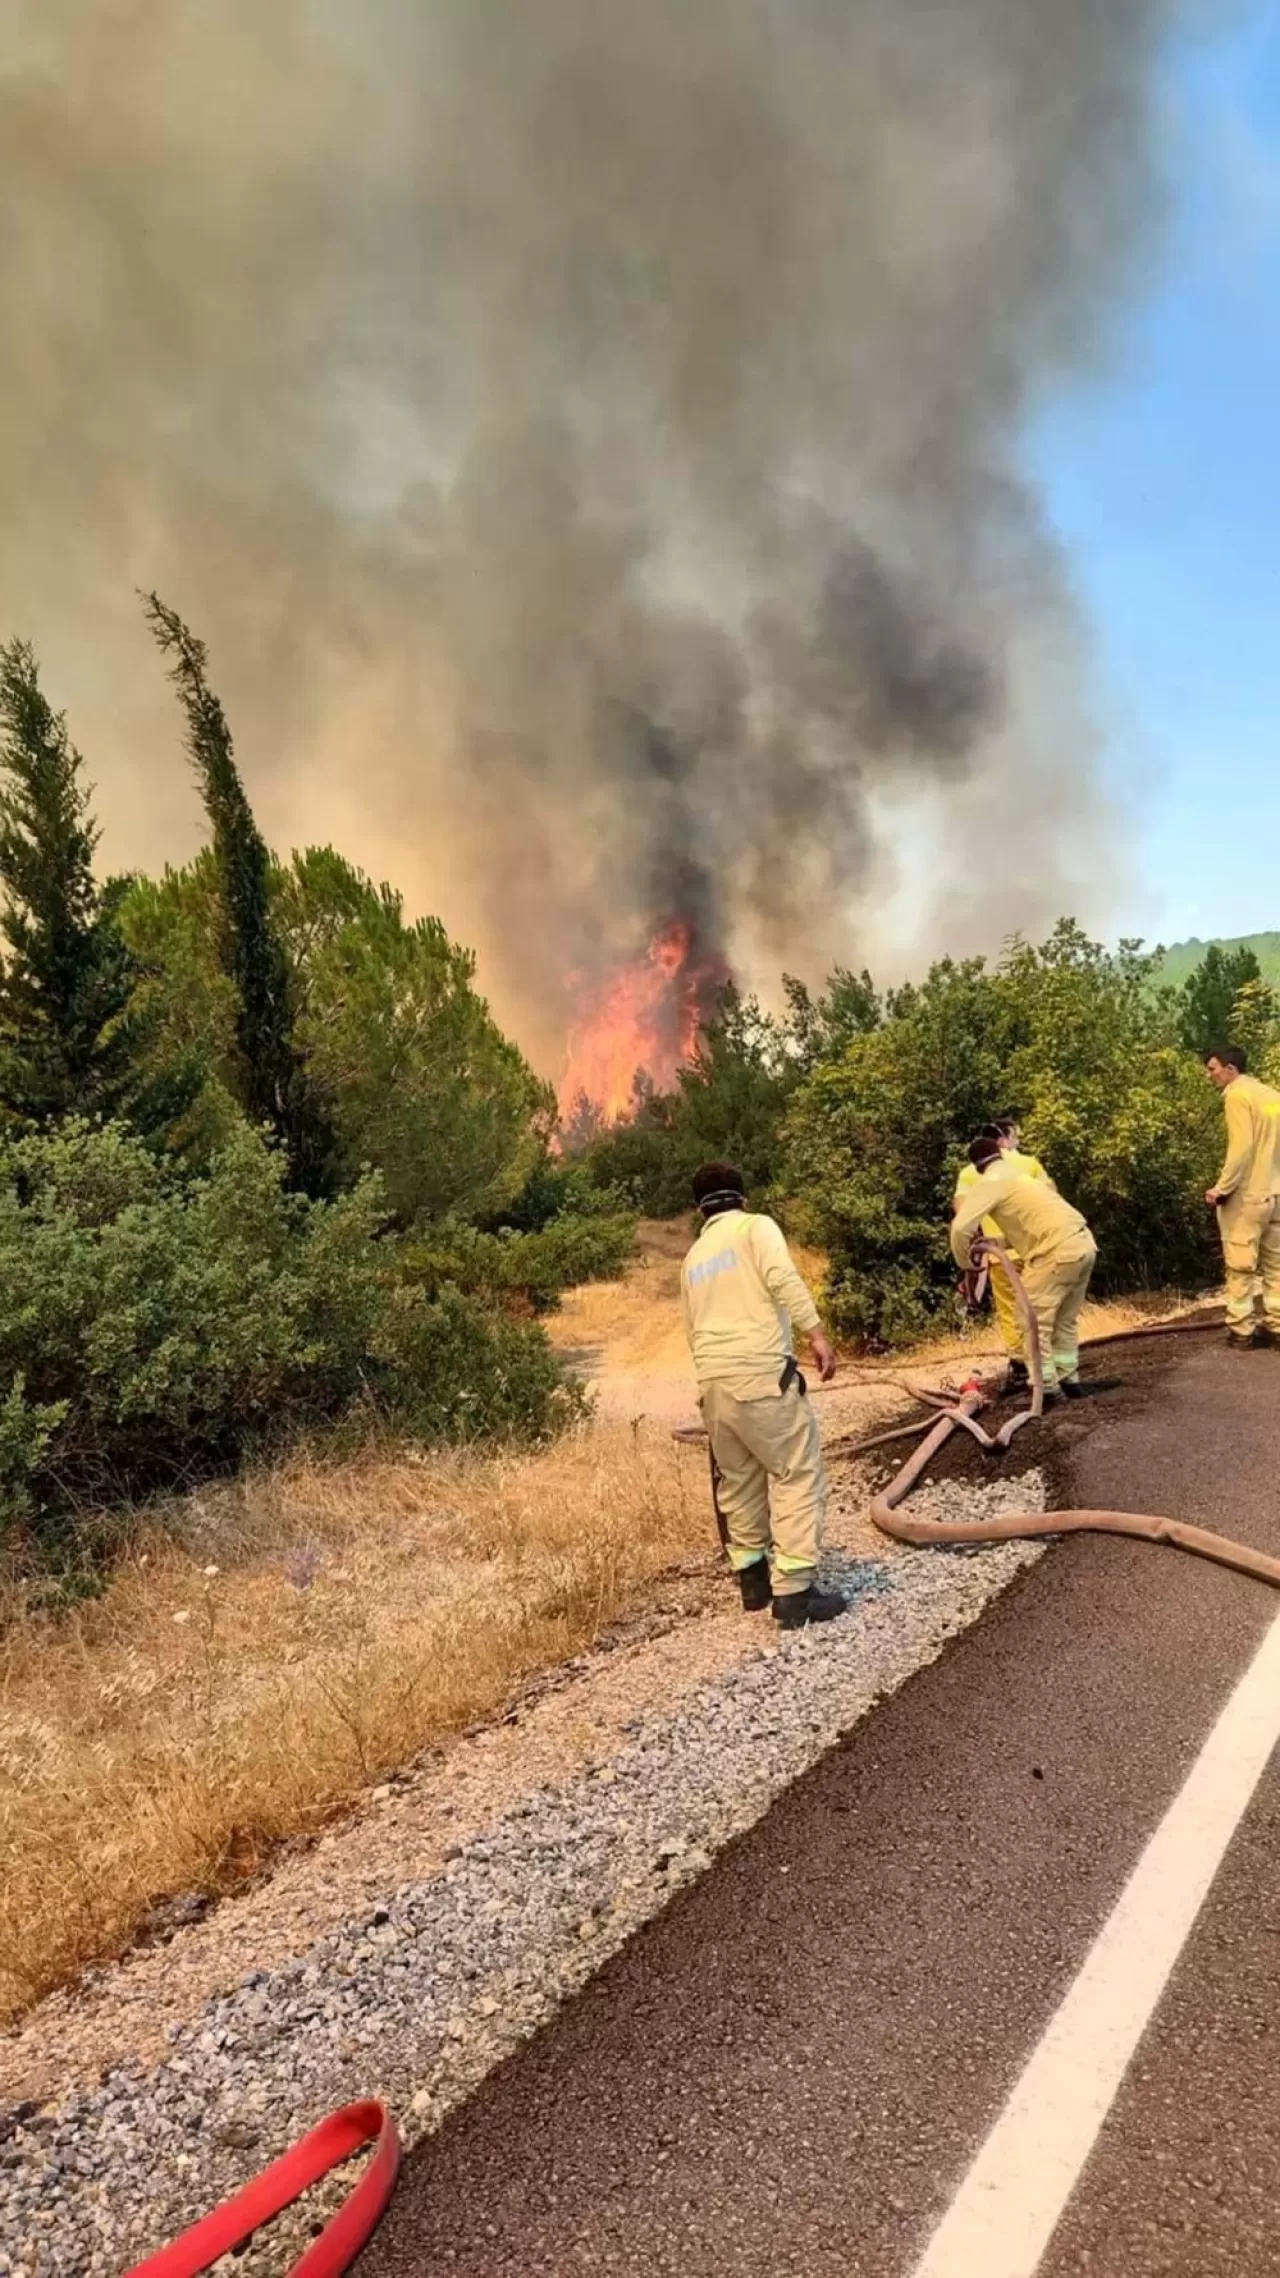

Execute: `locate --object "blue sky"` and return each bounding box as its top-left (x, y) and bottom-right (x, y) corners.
top-left (1026, 2), bottom-right (1280, 950)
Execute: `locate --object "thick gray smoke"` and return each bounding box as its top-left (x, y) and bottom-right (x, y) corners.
top-left (0, 1), bottom-right (1171, 1069)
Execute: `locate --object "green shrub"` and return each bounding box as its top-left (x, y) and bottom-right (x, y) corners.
top-left (786, 923), bottom-right (1225, 1348)
top-left (373, 1283), bottom-right (582, 1440)
top-left (402, 1212), bottom-right (637, 1314)
top-left (492, 1152), bottom-right (634, 1233)
top-left (0, 1376), bottom-right (68, 1535)
top-left (0, 1119), bottom-right (575, 1545)
top-left (578, 1115), bottom-right (687, 1216)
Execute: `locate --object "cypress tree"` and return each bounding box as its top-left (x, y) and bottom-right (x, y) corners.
top-left (143, 595), bottom-right (332, 1193)
top-left (0, 639), bottom-right (187, 1132)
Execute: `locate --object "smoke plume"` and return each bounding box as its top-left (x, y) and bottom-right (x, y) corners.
top-left (0, 1), bottom-right (1172, 1070)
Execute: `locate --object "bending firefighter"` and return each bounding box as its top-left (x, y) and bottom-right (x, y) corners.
top-left (953, 1115), bottom-right (1054, 1390)
top-left (951, 1132), bottom-right (1096, 1399)
top-left (680, 1162), bottom-right (846, 1629)
top-left (1204, 1046), bottom-right (1280, 1350)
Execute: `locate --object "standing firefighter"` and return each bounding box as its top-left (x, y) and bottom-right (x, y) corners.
top-left (680, 1162), bottom-right (846, 1629)
top-left (1204, 1046), bottom-right (1280, 1350)
top-left (953, 1115), bottom-right (1055, 1390)
top-left (951, 1132), bottom-right (1096, 1399)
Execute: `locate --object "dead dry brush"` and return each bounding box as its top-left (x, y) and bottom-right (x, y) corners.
top-left (0, 1421), bottom-right (710, 2021)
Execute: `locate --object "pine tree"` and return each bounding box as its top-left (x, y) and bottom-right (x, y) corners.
top-left (143, 594), bottom-right (333, 1194)
top-left (0, 639), bottom-right (189, 1133)
top-left (1178, 942), bottom-right (1263, 1055)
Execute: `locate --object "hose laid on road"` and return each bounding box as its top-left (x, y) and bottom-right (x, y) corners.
top-left (869, 1240), bottom-right (1280, 1591)
top-left (121, 2099), bottom-right (400, 2278)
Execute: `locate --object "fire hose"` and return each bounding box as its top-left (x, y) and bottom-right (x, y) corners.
top-left (869, 1237), bottom-right (1280, 1589)
top-left (121, 2100), bottom-right (399, 2278)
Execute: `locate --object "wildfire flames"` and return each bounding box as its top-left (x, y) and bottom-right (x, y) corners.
top-left (557, 921), bottom-right (721, 1129)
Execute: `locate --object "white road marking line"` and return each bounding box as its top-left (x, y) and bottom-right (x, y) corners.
top-left (910, 1604), bottom-right (1280, 2278)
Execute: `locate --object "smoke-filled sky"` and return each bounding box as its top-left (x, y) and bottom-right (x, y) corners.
top-left (2, 1), bottom-right (1178, 1069)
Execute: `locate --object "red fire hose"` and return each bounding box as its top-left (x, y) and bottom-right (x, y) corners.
top-left (122, 2099), bottom-right (400, 2278)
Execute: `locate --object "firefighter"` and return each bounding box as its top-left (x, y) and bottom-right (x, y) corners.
top-left (951, 1132), bottom-right (1096, 1398)
top-left (953, 1116), bottom-right (1054, 1390)
top-left (1203, 1046), bottom-right (1280, 1350)
top-left (680, 1161), bottom-right (846, 1628)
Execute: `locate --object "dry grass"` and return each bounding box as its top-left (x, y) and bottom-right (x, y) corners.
top-left (0, 1423), bottom-right (710, 2023)
top-left (547, 1219), bottom-right (692, 1373)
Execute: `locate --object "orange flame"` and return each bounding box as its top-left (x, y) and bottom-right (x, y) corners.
top-left (557, 921), bottom-right (707, 1128)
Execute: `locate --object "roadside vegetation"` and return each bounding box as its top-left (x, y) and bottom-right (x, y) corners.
top-left (577, 929), bottom-right (1280, 1347)
top-left (0, 610), bottom-right (1275, 2015)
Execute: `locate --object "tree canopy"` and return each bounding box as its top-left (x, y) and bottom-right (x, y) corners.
top-left (1177, 940), bottom-right (1264, 1056)
top-left (123, 847), bottom-right (552, 1225)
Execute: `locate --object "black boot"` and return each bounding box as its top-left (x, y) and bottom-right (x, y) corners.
top-left (772, 1584), bottom-right (847, 1630)
top-left (737, 1560), bottom-right (773, 1613)
top-left (1003, 1359), bottom-right (1030, 1396)
top-left (1059, 1376), bottom-right (1085, 1400)
top-left (1227, 1329), bottom-right (1261, 1352)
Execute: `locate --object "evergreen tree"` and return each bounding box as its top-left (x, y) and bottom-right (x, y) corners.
top-left (0, 639), bottom-right (190, 1133)
top-left (561, 1088), bottom-right (608, 1153)
top-left (783, 966), bottom-right (881, 1070)
top-left (143, 594), bottom-right (333, 1193)
top-left (1178, 941), bottom-right (1263, 1055)
top-left (1226, 973), bottom-right (1280, 1082)
top-left (669, 983), bottom-right (797, 1195)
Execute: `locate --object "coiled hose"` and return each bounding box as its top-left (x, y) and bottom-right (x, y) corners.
top-left (869, 1239), bottom-right (1280, 1590)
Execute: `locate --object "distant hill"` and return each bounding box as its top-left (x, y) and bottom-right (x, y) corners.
top-left (1151, 931), bottom-right (1280, 992)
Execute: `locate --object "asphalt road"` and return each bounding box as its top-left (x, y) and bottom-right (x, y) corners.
top-left (358, 1334), bottom-right (1280, 2278)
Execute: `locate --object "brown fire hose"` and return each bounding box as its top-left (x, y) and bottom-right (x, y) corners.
top-left (870, 1239), bottom-right (1280, 1591)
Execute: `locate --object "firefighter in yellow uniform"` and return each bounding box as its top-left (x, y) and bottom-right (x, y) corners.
top-left (951, 1134), bottom-right (1096, 1398)
top-left (1204, 1046), bottom-right (1280, 1349)
top-left (680, 1161), bottom-right (846, 1629)
top-left (953, 1117), bottom-right (1055, 1388)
